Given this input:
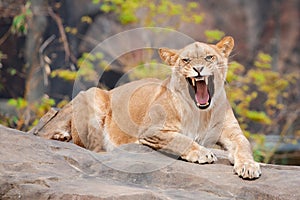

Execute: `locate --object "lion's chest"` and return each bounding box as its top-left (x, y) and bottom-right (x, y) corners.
top-left (179, 105), bottom-right (212, 144)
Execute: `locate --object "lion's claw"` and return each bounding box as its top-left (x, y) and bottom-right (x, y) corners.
top-left (234, 160), bottom-right (261, 179)
top-left (182, 147), bottom-right (217, 164)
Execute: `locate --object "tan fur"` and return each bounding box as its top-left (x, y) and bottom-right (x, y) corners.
top-left (34, 36), bottom-right (261, 179)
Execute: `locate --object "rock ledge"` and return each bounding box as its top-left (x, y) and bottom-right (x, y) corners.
top-left (0, 125), bottom-right (300, 200)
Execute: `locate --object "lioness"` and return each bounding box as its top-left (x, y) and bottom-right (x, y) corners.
top-left (32, 36), bottom-right (261, 179)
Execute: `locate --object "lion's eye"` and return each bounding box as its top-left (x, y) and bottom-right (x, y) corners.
top-left (205, 55), bottom-right (214, 62)
top-left (182, 58), bottom-right (191, 63)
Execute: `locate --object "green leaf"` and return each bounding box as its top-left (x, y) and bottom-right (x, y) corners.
top-left (227, 61), bottom-right (245, 83)
top-left (42, 97), bottom-right (55, 106)
top-left (95, 52), bottom-right (104, 60)
top-left (8, 98), bottom-right (27, 109)
top-left (7, 99), bottom-right (18, 107)
top-left (12, 15), bottom-right (26, 33)
top-left (92, 0), bottom-right (100, 4)
top-left (187, 2), bottom-right (198, 9)
top-left (18, 98), bottom-right (28, 109)
top-left (169, 4), bottom-right (182, 16)
top-left (205, 30), bottom-right (225, 42)
top-left (11, 2), bottom-right (31, 35)
top-left (12, 116), bottom-right (19, 125)
top-left (246, 110), bottom-right (272, 125)
top-left (254, 52), bottom-right (272, 69)
top-left (12, 15), bottom-right (25, 26)
top-left (258, 52), bottom-right (272, 63)
top-left (100, 3), bottom-right (112, 13)
top-left (32, 119), bottom-right (39, 126)
top-left (8, 68), bottom-right (17, 76)
top-left (192, 14), bottom-right (204, 24)
top-left (157, 2), bottom-right (168, 14)
top-left (51, 69), bottom-right (77, 81)
top-left (129, 61), bottom-right (171, 80)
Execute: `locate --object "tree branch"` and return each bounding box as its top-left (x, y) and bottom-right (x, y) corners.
top-left (48, 7), bottom-right (76, 64)
top-left (39, 34), bottom-right (56, 86)
top-left (0, 28), bottom-right (11, 46)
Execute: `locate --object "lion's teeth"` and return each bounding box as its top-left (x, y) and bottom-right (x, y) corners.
top-left (204, 76), bottom-right (208, 85)
top-left (191, 78), bottom-right (195, 86)
top-left (197, 102), bottom-right (209, 107)
top-left (196, 77), bottom-right (204, 81)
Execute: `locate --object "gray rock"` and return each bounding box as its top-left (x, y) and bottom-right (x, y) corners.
top-left (1, 125), bottom-right (299, 200)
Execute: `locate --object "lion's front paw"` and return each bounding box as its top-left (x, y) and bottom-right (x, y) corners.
top-left (182, 147), bottom-right (217, 164)
top-left (234, 160), bottom-right (261, 179)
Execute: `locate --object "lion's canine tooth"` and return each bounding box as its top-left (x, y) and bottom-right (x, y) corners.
top-left (191, 78), bottom-right (195, 86)
top-left (205, 76), bottom-right (208, 85)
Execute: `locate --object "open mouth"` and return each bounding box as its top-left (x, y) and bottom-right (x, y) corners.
top-left (187, 76), bottom-right (214, 109)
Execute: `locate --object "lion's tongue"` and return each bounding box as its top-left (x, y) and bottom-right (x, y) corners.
top-left (195, 81), bottom-right (209, 105)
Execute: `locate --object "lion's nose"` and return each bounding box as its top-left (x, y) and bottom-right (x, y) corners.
top-left (193, 66), bottom-right (204, 77)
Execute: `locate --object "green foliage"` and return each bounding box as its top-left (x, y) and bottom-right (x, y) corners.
top-left (65, 26), bottom-right (78, 35)
top-left (8, 98), bottom-right (28, 109)
top-left (204, 30), bottom-right (225, 42)
top-left (51, 69), bottom-right (77, 81)
top-left (129, 60), bottom-right (171, 80)
top-left (94, 0), bottom-right (203, 26)
top-left (81, 16), bottom-right (93, 24)
top-left (2, 96), bottom-right (56, 131)
top-left (11, 1), bottom-right (32, 34)
top-left (226, 61), bottom-right (245, 82)
top-left (226, 52), bottom-right (298, 162)
top-left (51, 52), bottom-right (107, 83)
top-left (8, 68), bottom-right (17, 76)
top-left (254, 52), bottom-right (272, 69)
top-left (245, 110), bottom-right (271, 125)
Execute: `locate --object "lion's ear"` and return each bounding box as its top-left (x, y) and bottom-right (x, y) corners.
top-left (158, 48), bottom-right (179, 66)
top-left (216, 36), bottom-right (234, 58)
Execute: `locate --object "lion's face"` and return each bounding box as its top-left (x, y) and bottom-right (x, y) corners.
top-left (159, 36), bottom-right (234, 110)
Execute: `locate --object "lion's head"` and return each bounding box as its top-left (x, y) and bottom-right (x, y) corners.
top-left (159, 36), bottom-right (234, 110)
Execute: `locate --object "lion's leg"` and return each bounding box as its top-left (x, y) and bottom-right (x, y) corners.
top-left (139, 131), bottom-right (217, 164)
top-left (32, 87), bottom-right (109, 153)
top-left (219, 131), bottom-right (261, 179)
top-left (31, 103), bottom-right (73, 142)
top-left (71, 87), bottom-right (110, 152)
top-left (218, 107), bottom-right (261, 179)
top-left (71, 125), bottom-right (85, 148)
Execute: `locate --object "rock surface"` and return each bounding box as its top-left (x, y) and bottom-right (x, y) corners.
top-left (1, 125), bottom-right (300, 200)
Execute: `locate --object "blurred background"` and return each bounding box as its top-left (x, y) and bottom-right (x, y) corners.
top-left (0, 0), bottom-right (299, 165)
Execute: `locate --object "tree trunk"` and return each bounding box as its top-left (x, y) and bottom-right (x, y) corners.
top-left (24, 0), bottom-right (48, 103)
top-left (22, 0), bottom-right (48, 127)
